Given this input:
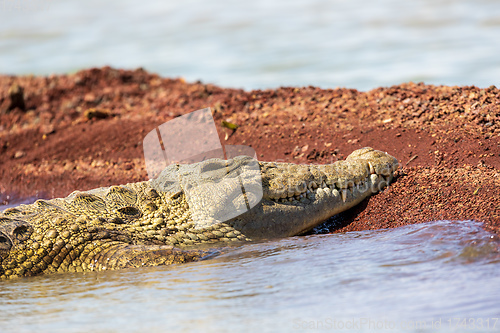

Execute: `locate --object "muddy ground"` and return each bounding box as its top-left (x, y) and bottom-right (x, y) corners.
top-left (1, 67), bottom-right (499, 235)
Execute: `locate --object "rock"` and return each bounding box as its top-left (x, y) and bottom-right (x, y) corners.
top-left (7, 83), bottom-right (26, 112)
top-left (14, 150), bottom-right (26, 159)
top-left (83, 108), bottom-right (111, 120)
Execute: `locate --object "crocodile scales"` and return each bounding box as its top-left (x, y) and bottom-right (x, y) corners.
top-left (0, 147), bottom-right (398, 279)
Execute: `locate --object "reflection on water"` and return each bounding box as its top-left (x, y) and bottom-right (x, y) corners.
top-left (1, 220), bottom-right (499, 332)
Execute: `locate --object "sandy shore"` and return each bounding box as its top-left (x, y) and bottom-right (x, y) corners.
top-left (1, 67), bottom-right (499, 235)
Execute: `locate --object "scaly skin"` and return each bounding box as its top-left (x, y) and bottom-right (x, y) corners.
top-left (0, 147), bottom-right (398, 279)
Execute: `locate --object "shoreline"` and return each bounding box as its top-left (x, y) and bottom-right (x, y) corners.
top-left (1, 67), bottom-right (499, 235)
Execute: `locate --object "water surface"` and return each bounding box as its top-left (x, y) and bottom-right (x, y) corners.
top-left (1, 220), bottom-right (499, 332)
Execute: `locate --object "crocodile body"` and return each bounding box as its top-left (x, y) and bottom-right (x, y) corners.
top-left (0, 147), bottom-right (398, 279)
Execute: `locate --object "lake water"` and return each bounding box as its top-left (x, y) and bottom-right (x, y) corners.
top-left (0, 0), bottom-right (500, 90)
top-left (1, 220), bottom-right (499, 333)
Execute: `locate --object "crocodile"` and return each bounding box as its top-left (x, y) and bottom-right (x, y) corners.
top-left (0, 147), bottom-right (398, 279)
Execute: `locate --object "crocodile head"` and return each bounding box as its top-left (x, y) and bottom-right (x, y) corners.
top-left (227, 147), bottom-right (399, 238)
top-left (0, 147), bottom-right (398, 279)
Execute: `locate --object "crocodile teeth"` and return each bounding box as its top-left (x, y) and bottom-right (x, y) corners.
top-left (368, 162), bottom-right (375, 174)
top-left (341, 190), bottom-right (347, 202)
top-left (310, 181), bottom-right (318, 189)
top-left (370, 174), bottom-right (379, 193)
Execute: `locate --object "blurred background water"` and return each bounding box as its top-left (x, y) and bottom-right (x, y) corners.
top-left (1, 0), bottom-right (500, 90)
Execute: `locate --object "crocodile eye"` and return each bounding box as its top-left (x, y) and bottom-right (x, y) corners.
top-left (0, 232), bottom-right (12, 251)
top-left (13, 225), bottom-right (32, 241)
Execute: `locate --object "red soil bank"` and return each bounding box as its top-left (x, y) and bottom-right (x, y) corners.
top-left (1, 67), bottom-right (499, 235)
